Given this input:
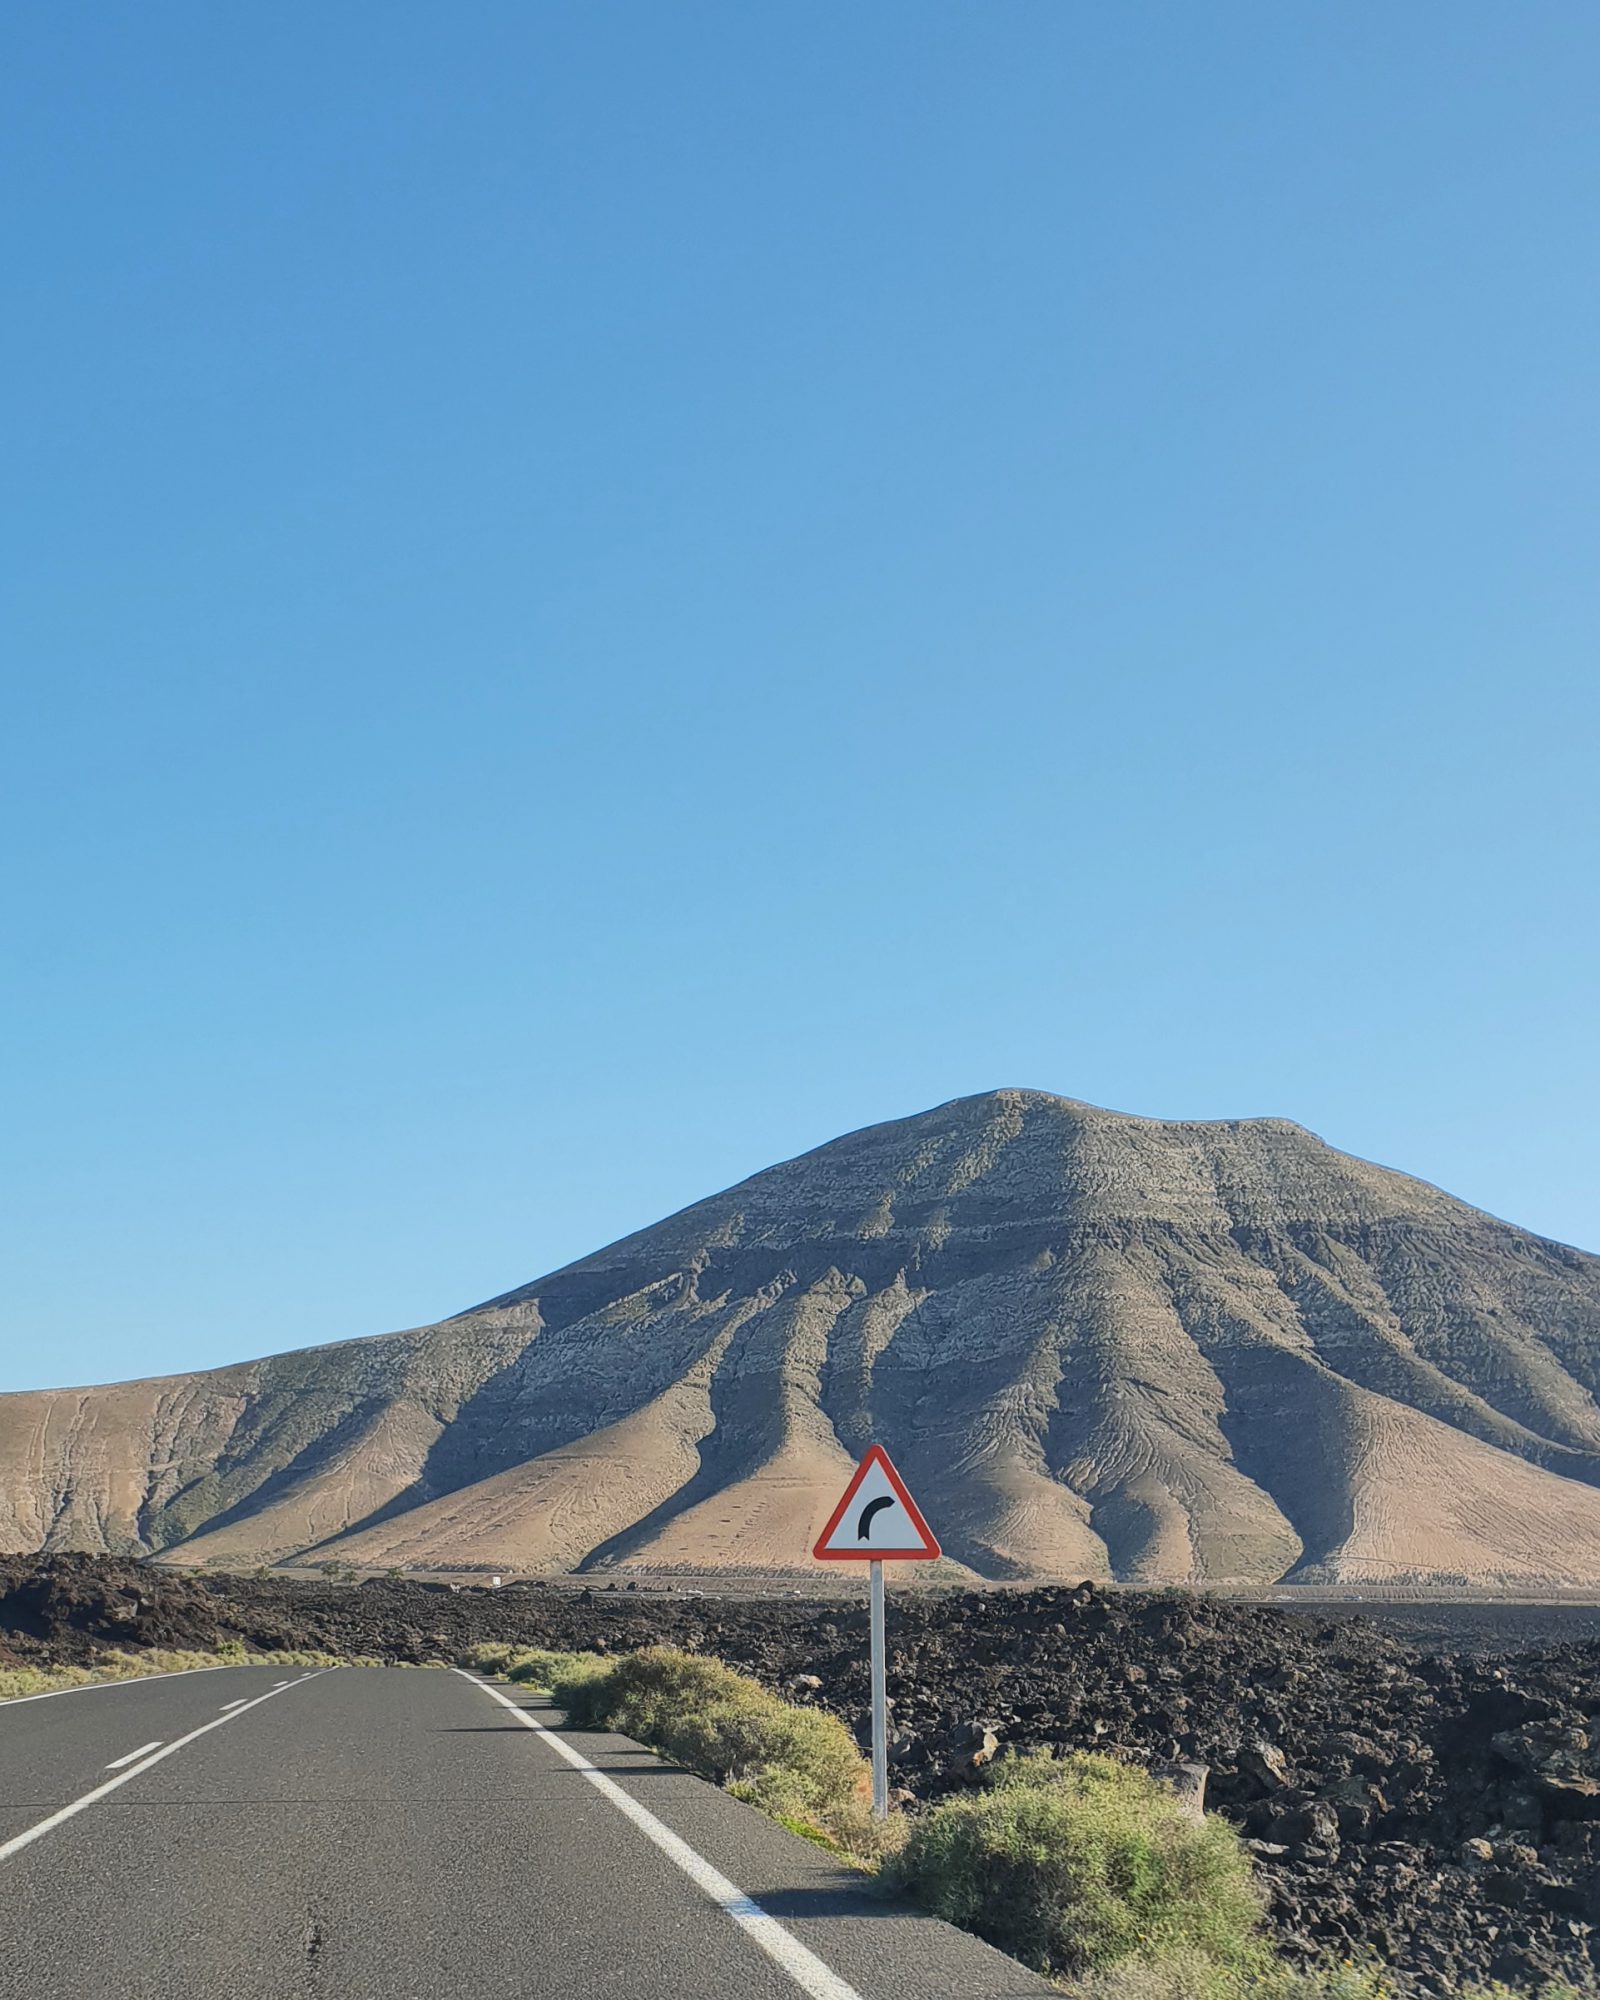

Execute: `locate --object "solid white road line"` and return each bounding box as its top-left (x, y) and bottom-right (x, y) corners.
top-left (0, 1664), bottom-right (239, 1710)
top-left (455, 1672), bottom-right (865, 2000)
top-left (0, 1672), bottom-right (330, 1864)
top-left (104, 1741), bottom-right (164, 1770)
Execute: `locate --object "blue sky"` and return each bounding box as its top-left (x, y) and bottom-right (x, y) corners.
top-left (3, 3), bottom-right (1596, 1392)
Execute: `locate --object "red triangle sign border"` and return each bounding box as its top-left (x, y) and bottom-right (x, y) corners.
top-left (812, 1445), bottom-right (942, 1562)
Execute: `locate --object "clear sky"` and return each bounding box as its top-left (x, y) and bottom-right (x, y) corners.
top-left (3, 3), bottom-right (1596, 1393)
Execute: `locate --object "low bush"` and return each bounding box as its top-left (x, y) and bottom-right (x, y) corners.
top-left (456, 1643), bottom-right (611, 1696)
top-left (506, 1649), bottom-right (612, 1695)
top-left (891, 1750), bottom-right (1265, 1983)
top-left (0, 1643), bottom-right (354, 1702)
top-left (1069, 1951), bottom-right (1394, 2000)
top-left (556, 1646), bottom-right (883, 1856)
top-left (1070, 1959), bottom-right (1586, 2000)
top-left (460, 1642), bottom-right (519, 1676)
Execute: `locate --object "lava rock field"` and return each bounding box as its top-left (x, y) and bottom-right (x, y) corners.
top-left (5, 1556), bottom-right (1600, 1996)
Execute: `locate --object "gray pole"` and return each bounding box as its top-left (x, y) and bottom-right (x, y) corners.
top-left (869, 1558), bottom-right (888, 1819)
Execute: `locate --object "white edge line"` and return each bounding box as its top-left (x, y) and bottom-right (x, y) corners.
top-left (453, 1671), bottom-right (865, 2000)
top-left (105, 1741), bottom-right (163, 1770)
top-left (0, 1672), bottom-right (331, 1864)
top-left (0, 1663), bottom-right (241, 1710)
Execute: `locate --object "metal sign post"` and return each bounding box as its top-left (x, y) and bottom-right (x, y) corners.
top-left (869, 1558), bottom-right (888, 1818)
top-left (812, 1445), bottom-right (941, 1823)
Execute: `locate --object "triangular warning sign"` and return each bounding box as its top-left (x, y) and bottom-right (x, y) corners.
top-left (813, 1446), bottom-right (941, 1561)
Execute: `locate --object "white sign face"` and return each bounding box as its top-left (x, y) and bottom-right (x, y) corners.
top-left (813, 1446), bottom-right (940, 1561)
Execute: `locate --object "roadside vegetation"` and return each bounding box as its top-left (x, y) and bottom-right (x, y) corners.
top-left (463, 1642), bottom-right (1587, 2000)
top-left (895, 1759), bottom-right (1591, 2000)
top-left (0, 1639), bottom-right (369, 1701)
top-left (463, 1642), bottom-right (888, 1857)
top-left (887, 1749), bottom-right (1265, 1982)
top-left (1070, 1962), bottom-right (1585, 2000)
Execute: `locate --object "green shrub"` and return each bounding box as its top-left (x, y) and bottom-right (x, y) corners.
top-left (1069, 1951), bottom-right (1395, 2000)
top-left (1072, 1964), bottom-right (1587, 2000)
top-left (892, 1750), bottom-right (1265, 1982)
top-left (457, 1643), bottom-right (611, 1694)
top-left (554, 1645), bottom-right (726, 1730)
top-left (460, 1641), bottom-right (518, 1674)
top-left (0, 1643), bottom-right (352, 1701)
top-left (558, 1646), bottom-right (881, 1855)
top-left (507, 1649), bottom-right (612, 1694)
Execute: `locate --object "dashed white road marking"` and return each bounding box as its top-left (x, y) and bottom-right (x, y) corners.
top-left (104, 1741), bottom-right (164, 1770)
top-left (0, 1672), bottom-right (331, 1864)
top-left (219, 1700), bottom-right (249, 1711)
top-left (454, 1671), bottom-right (865, 2000)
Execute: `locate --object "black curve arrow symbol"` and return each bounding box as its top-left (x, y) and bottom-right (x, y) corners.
top-left (856, 1496), bottom-right (895, 1542)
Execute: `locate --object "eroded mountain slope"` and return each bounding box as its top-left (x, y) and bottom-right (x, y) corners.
top-left (5, 1091), bottom-right (1600, 1586)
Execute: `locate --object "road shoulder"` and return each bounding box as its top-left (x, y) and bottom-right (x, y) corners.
top-left (458, 1675), bottom-right (1053, 2000)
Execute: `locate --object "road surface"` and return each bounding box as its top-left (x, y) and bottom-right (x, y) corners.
top-left (0, 1664), bottom-right (1050, 1998)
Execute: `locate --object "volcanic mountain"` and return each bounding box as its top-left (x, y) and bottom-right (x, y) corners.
top-left (5, 1091), bottom-right (1600, 1588)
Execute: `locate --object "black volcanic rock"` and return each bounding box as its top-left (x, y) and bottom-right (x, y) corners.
top-left (8, 1557), bottom-right (1600, 1994)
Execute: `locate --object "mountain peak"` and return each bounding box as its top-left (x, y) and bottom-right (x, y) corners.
top-left (917, 1085), bottom-right (1316, 1134)
top-left (3, 1094), bottom-right (1598, 1592)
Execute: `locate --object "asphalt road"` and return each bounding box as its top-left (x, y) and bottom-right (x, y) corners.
top-left (0, 1664), bottom-right (1050, 1999)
